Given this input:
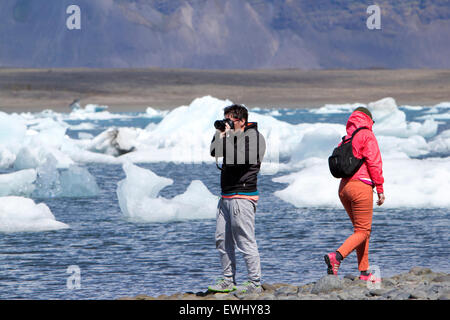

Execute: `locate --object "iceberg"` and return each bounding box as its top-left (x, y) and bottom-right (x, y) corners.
top-left (145, 107), bottom-right (168, 118)
top-left (84, 104), bottom-right (108, 113)
top-left (0, 112), bottom-right (27, 153)
top-left (309, 98), bottom-right (439, 139)
top-left (26, 117), bottom-right (68, 147)
top-left (59, 165), bottom-right (100, 198)
top-left (0, 196), bottom-right (69, 233)
top-left (0, 169), bottom-right (37, 197)
top-left (68, 104), bottom-right (130, 121)
top-left (311, 103), bottom-right (364, 114)
top-left (6, 115), bottom-right (75, 169)
top-left (121, 96), bottom-right (344, 166)
top-left (273, 159), bottom-right (341, 208)
top-left (273, 157), bottom-right (450, 208)
top-left (121, 96), bottom-right (439, 166)
top-left (117, 162), bottom-right (217, 223)
top-left (32, 155), bottom-right (100, 198)
top-left (377, 135), bottom-right (430, 158)
top-left (83, 128), bottom-right (138, 157)
top-left (0, 112), bottom-right (27, 167)
top-left (1, 96), bottom-right (447, 171)
top-left (368, 97), bottom-right (438, 138)
top-left (0, 148), bottom-right (16, 169)
top-left (0, 112), bottom-right (73, 169)
top-left (14, 145), bottom-right (74, 170)
top-left (428, 130), bottom-right (450, 154)
top-left (288, 127), bottom-right (343, 163)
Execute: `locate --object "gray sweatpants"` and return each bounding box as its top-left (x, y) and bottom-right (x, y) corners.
top-left (215, 198), bottom-right (261, 283)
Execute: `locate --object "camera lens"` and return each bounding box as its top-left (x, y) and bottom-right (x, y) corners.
top-left (214, 120), bottom-right (226, 131)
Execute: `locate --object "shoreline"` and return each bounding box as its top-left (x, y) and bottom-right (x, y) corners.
top-left (1, 68), bottom-right (449, 113)
top-left (119, 267), bottom-right (450, 300)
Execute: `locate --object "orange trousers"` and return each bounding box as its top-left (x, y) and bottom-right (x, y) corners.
top-left (337, 180), bottom-right (373, 271)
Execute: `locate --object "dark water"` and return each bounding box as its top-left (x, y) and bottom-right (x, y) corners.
top-left (0, 161), bottom-right (448, 299)
top-left (0, 105), bottom-right (449, 299)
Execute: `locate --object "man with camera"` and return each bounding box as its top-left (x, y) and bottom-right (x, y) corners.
top-left (209, 104), bottom-right (266, 294)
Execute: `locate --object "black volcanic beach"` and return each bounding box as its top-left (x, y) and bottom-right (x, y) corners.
top-left (1, 68), bottom-right (449, 113)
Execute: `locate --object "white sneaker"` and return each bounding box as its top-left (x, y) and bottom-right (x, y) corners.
top-left (236, 281), bottom-right (262, 294)
top-left (208, 278), bottom-right (236, 293)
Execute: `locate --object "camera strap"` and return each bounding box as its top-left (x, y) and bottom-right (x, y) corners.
top-left (215, 157), bottom-right (223, 171)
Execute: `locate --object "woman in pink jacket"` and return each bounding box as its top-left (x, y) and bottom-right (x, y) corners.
top-left (324, 107), bottom-right (385, 282)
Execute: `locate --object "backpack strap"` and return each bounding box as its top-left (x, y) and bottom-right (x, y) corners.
top-left (342, 126), bottom-right (369, 143)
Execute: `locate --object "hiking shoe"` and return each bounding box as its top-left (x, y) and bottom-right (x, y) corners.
top-left (324, 252), bottom-right (341, 275)
top-left (208, 278), bottom-right (236, 293)
top-left (235, 281), bottom-right (262, 294)
top-left (359, 273), bottom-right (381, 283)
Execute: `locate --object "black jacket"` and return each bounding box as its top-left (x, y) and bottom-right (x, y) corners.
top-left (210, 122), bottom-right (266, 194)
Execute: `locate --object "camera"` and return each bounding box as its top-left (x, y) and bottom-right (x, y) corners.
top-left (214, 118), bottom-right (235, 132)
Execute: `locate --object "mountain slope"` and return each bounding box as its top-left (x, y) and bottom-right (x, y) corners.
top-left (1, 0), bottom-right (449, 69)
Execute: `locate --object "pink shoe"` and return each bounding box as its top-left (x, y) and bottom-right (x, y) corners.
top-left (324, 252), bottom-right (341, 275)
top-left (359, 273), bottom-right (381, 283)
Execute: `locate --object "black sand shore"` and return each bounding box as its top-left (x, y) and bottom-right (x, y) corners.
top-left (1, 68), bottom-right (449, 113)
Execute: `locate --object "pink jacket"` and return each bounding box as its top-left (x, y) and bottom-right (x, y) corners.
top-left (340, 111), bottom-right (384, 194)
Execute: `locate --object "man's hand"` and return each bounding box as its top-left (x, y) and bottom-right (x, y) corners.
top-left (220, 123), bottom-right (232, 138)
top-left (377, 193), bottom-right (385, 206)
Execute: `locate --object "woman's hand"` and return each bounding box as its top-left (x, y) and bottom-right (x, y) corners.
top-left (377, 193), bottom-right (385, 206)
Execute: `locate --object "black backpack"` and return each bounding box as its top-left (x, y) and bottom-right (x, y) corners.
top-left (328, 127), bottom-right (369, 178)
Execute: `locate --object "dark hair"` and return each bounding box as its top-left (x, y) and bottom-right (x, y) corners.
top-left (224, 104), bottom-right (248, 123)
top-left (354, 106), bottom-right (373, 120)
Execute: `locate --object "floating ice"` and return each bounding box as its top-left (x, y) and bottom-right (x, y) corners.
top-left (119, 96), bottom-right (345, 165)
top-left (32, 155), bottom-right (99, 198)
top-left (289, 127), bottom-right (343, 163)
top-left (311, 103), bottom-right (363, 114)
top-left (59, 165), bottom-right (100, 198)
top-left (71, 103), bottom-right (108, 113)
top-left (145, 107), bottom-right (167, 118)
top-left (121, 96), bottom-right (233, 164)
top-left (14, 145), bottom-right (74, 170)
top-left (267, 109), bottom-right (282, 116)
top-left (68, 104), bottom-right (130, 121)
top-left (26, 117), bottom-right (68, 146)
top-left (428, 130), bottom-right (450, 154)
top-left (0, 169), bottom-right (37, 197)
top-left (117, 162), bottom-right (217, 223)
top-left (0, 196), bottom-right (69, 233)
top-left (377, 135), bottom-right (430, 158)
top-left (433, 102), bottom-right (450, 109)
top-left (77, 132), bottom-right (94, 140)
top-left (274, 156), bottom-right (450, 208)
top-left (308, 98), bottom-right (439, 139)
top-left (83, 128), bottom-right (138, 157)
top-left (273, 159), bottom-right (341, 208)
top-left (401, 105), bottom-right (424, 111)
top-left (1, 96), bottom-right (448, 173)
top-left (5, 115), bottom-right (75, 169)
top-left (415, 113), bottom-right (450, 121)
top-left (84, 104), bottom-right (108, 113)
top-left (0, 149), bottom-right (16, 169)
top-left (68, 123), bottom-right (98, 131)
top-left (121, 96), bottom-right (439, 166)
top-left (368, 97), bottom-right (438, 138)
top-left (0, 112), bottom-right (27, 155)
